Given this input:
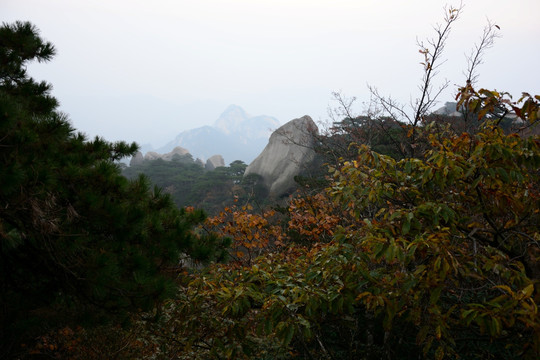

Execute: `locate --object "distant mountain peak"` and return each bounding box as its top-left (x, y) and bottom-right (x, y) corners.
top-left (156, 105), bottom-right (281, 164)
top-left (222, 104), bottom-right (249, 116)
top-left (213, 105), bottom-right (279, 137)
top-left (214, 105), bottom-right (249, 134)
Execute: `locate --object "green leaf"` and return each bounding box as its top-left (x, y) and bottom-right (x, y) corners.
top-left (264, 318), bottom-right (273, 334)
top-left (429, 287), bottom-right (443, 305)
top-left (497, 168), bottom-right (509, 182)
top-left (471, 175), bottom-right (483, 188)
top-left (283, 324), bottom-right (295, 346)
top-left (405, 160), bottom-right (412, 174)
top-left (402, 218), bottom-right (411, 235)
top-left (490, 317), bottom-right (501, 336)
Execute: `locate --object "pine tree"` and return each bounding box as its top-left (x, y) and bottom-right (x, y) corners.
top-left (0, 21), bottom-right (229, 354)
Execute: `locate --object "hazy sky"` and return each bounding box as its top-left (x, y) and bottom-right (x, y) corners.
top-left (3, 0), bottom-right (540, 147)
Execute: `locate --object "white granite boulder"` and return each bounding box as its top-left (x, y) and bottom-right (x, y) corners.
top-left (205, 154), bottom-right (225, 170)
top-left (245, 116), bottom-right (318, 197)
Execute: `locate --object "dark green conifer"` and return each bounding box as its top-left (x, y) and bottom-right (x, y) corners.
top-left (0, 21), bottom-right (229, 354)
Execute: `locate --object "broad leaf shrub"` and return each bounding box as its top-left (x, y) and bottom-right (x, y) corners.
top-left (203, 203), bottom-right (286, 267)
top-left (157, 93), bottom-right (539, 359)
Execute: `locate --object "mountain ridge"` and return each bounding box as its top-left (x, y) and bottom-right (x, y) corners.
top-left (155, 105), bottom-right (280, 164)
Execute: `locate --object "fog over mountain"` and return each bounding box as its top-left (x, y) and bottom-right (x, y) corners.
top-left (156, 105), bottom-right (280, 165)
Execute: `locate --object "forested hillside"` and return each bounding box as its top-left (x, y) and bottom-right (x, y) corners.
top-left (122, 157), bottom-right (268, 214)
top-left (1, 5), bottom-right (539, 359)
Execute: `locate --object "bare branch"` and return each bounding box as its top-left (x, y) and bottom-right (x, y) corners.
top-left (464, 19), bottom-right (501, 86)
top-left (368, 85), bottom-right (410, 123)
top-left (328, 91), bottom-right (358, 123)
top-left (413, 4), bottom-right (463, 126)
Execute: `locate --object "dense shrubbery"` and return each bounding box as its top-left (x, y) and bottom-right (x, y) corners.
top-left (155, 115), bottom-right (539, 359)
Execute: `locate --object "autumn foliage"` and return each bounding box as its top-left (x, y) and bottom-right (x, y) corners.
top-left (287, 192), bottom-right (348, 244)
top-left (154, 88), bottom-right (540, 359)
top-left (203, 202), bottom-right (286, 266)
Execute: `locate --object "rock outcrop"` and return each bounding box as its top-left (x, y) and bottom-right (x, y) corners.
top-left (433, 102), bottom-right (463, 117)
top-left (161, 146), bottom-right (190, 161)
top-left (244, 116), bottom-right (318, 197)
top-left (134, 146), bottom-right (191, 163)
top-left (144, 151), bottom-right (161, 161)
top-left (205, 155), bottom-right (225, 170)
top-left (129, 151), bottom-right (144, 166)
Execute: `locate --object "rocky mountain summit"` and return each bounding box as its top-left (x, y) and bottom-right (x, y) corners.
top-left (245, 116), bottom-right (318, 197)
top-left (157, 105), bottom-right (280, 164)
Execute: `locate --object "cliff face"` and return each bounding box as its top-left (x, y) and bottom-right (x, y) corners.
top-left (244, 115), bottom-right (318, 197)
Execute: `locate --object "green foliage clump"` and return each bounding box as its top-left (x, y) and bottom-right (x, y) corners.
top-left (156, 110), bottom-right (539, 359)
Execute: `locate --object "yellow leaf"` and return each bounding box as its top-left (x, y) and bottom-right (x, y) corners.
top-left (521, 284), bottom-right (534, 298)
top-left (494, 285), bottom-right (513, 295)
